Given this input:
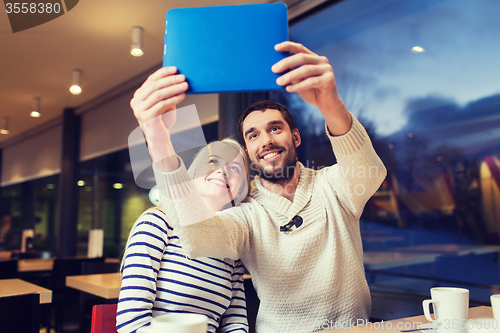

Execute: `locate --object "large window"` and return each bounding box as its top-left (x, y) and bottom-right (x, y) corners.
top-left (0, 175), bottom-right (59, 253)
top-left (270, 0), bottom-right (500, 308)
top-left (76, 121), bottom-right (219, 257)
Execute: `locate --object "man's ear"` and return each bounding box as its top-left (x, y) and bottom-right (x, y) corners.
top-left (293, 128), bottom-right (301, 148)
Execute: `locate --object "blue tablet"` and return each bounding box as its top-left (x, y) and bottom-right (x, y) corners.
top-left (163, 3), bottom-right (289, 94)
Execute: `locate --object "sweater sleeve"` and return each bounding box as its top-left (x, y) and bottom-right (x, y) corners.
top-left (116, 209), bottom-right (171, 333)
top-left (153, 160), bottom-right (251, 260)
top-left (325, 114), bottom-right (387, 219)
top-left (220, 260), bottom-right (249, 333)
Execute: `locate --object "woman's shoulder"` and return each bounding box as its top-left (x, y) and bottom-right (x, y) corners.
top-left (134, 206), bottom-right (174, 233)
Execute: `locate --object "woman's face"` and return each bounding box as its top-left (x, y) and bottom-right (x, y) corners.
top-left (192, 142), bottom-right (247, 211)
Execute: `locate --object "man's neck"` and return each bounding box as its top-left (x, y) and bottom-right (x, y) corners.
top-left (260, 162), bottom-right (301, 202)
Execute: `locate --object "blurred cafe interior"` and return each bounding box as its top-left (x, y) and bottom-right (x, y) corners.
top-left (1, 0), bottom-right (500, 332)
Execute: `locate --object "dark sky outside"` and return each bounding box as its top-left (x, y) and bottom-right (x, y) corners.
top-left (285, 0), bottom-right (500, 141)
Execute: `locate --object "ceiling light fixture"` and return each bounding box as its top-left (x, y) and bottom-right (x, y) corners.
top-left (1, 117), bottom-right (9, 135)
top-left (131, 26), bottom-right (144, 57)
top-left (30, 97), bottom-right (41, 118)
top-left (69, 69), bottom-right (83, 95)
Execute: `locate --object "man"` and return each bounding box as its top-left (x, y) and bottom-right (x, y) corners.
top-left (132, 41), bottom-right (386, 332)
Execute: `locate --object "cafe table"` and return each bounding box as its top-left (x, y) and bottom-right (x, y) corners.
top-left (66, 272), bottom-right (122, 299)
top-left (17, 258), bottom-right (54, 272)
top-left (0, 278), bottom-right (52, 303)
top-left (322, 306), bottom-right (493, 332)
top-left (363, 251), bottom-right (441, 270)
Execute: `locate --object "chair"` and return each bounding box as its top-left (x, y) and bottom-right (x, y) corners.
top-left (80, 261), bottom-right (120, 332)
top-left (91, 304), bottom-right (118, 333)
top-left (0, 259), bottom-right (18, 278)
top-left (244, 278), bottom-right (260, 333)
top-left (49, 257), bottom-right (105, 332)
top-left (0, 293), bottom-right (40, 333)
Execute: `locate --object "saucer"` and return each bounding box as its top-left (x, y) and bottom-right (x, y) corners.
top-left (418, 323), bottom-right (437, 332)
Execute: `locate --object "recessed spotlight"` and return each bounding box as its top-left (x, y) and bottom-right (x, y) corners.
top-left (70, 69), bottom-right (83, 95)
top-left (411, 46), bottom-right (425, 53)
top-left (31, 97), bottom-right (41, 117)
top-left (1, 117), bottom-right (9, 135)
top-left (131, 26), bottom-right (144, 57)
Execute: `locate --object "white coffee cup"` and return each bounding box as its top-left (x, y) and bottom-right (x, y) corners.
top-left (150, 313), bottom-right (208, 333)
top-left (492, 295), bottom-right (500, 321)
top-left (422, 287), bottom-right (469, 333)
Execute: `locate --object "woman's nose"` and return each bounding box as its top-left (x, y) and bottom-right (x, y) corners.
top-left (217, 167), bottom-right (228, 176)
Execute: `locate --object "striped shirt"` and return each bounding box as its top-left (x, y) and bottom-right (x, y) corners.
top-left (116, 208), bottom-right (248, 333)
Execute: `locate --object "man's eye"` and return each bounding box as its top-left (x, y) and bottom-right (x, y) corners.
top-left (271, 127), bottom-right (279, 132)
top-left (249, 133), bottom-right (258, 139)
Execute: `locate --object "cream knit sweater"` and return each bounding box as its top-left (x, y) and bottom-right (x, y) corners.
top-left (154, 115), bottom-right (386, 333)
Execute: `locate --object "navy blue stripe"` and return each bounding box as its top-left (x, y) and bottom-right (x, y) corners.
top-left (228, 305), bottom-right (246, 310)
top-left (159, 278), bottom-right (231, 301)
top-left (144, 211), bottom-right (173, 230)
top-left (120, 285), bottom-right (156, 294)
top-left (116, 312), bottom-right (151, 330)
top-left (160, 259), bottom-right (228, 281)
top-left (167, 243), bottom-right (182, 249)
top-left (166, 252), bottom-right (231, 274)
top-left (153, 298), bottom-right (221, 317)
top-left (118, 297), bottom-right (153, 304)
top-left (207, 257), bottom-right (235, 269)
top-left (116, 308), bottom-right (150, 316)
top-left (123, 263), bottom-right (159, 274)
top-left (136, 220), bottom-right (169, 236)
top-left (232, 296), bottom-right (246, 301)
top-left (126, 253), bottom-right (161, 263)
top-left (161, 268), bottom-right (232, 291)
top-left (156, 288), bottom-right (227, 309)
top-left (131, 229), bottom-right (167, 247)
top-left (222, 314), bottom-right (248, 319)
top-left (225, 323), bottom-right (248, 333)
top-left (122, 274), bottom-right (156, 283)
top-left (128, 241), bottom-right (163, 253)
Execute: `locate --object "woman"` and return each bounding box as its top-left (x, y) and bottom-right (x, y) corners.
top-left (117, 139), bottom-right (250, 333)
top-left (117, 67), bottom-right (250, 333)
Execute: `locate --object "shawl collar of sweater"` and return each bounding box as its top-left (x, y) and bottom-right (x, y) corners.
top-left (250, 162), bottom-right (316, 219)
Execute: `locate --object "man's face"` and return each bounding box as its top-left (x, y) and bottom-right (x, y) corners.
top-left (242, 109), bottom-right (300, 183)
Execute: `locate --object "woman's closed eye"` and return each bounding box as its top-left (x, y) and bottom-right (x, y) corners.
top-left (229, 164), bottom-right (241, 173)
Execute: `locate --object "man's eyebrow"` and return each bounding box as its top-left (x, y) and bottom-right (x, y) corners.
top-left (268, 120), bottom-right (285, 127)
top-left (244, 120), bottom-right (286, 138)
top-left (244, 126), bottom-right (256, 138)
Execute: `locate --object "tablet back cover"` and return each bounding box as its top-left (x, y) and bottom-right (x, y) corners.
top-left (163, 3), bottom-right (288, 94)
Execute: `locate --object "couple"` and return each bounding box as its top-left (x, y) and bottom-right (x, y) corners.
top-left (118, 41), bottom-right (386, 333)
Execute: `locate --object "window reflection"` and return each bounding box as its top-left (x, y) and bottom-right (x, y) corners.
top-left (270, 0), bottom-right (500, 307)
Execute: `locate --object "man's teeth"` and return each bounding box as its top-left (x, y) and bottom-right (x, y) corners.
top-left (263, 152), bottom-right (279, 159)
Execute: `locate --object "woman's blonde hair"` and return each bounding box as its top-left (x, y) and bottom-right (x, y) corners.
top-left (186, 138), bottom-right (250, 200)
top-left (120, 138), bottom-right (249, 272)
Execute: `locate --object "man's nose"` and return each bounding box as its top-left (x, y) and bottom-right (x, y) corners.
top-left (261, 132), bottom-right (275, 147)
